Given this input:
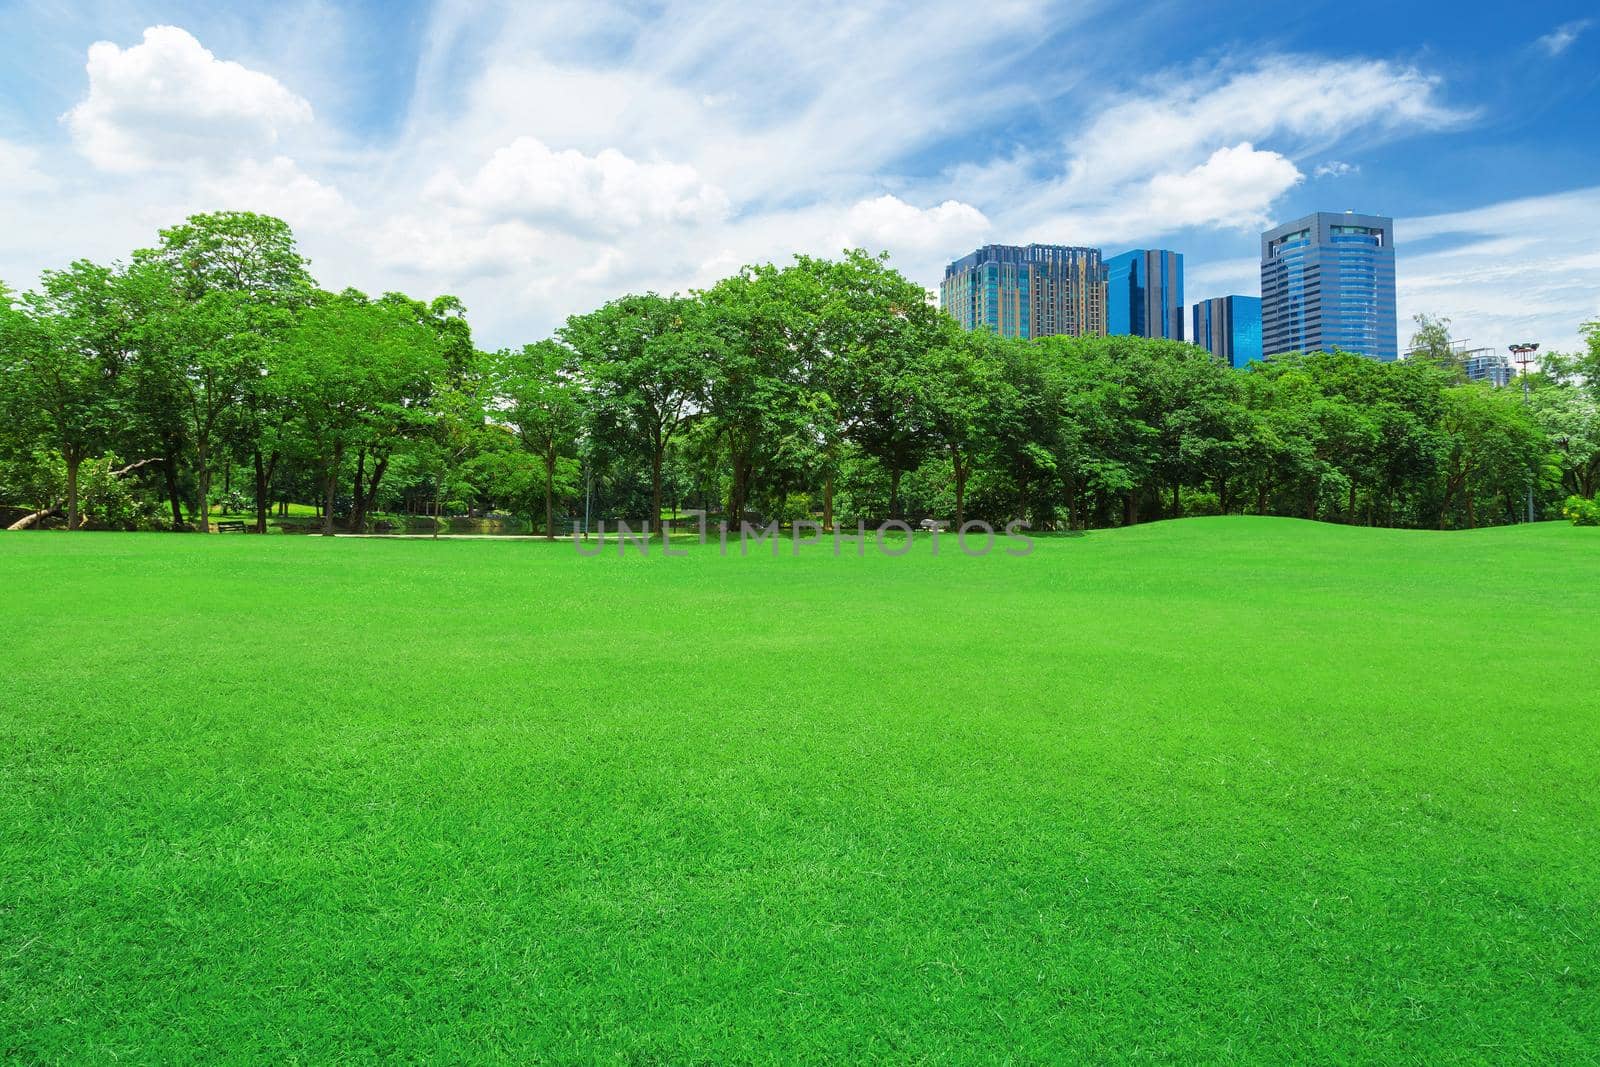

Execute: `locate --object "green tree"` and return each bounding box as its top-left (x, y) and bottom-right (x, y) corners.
top-left (918, 331), bottom-right (995, 527)
top-left (1436, 384), bottom-right (1543, 528)
top-left (823, 252), bottom-right (944, 520)
top-left (1536, 325), bottom-right (1600, 500)
top-left (493, 340), bottom-right (586, 538)
top-left (274, 291), bottom-right (444, 536)
top-left (699, 262), bottom-right (829, 526)
top-left (135, 212), bottom-right (313, 532)
top-left (1407, 313), bottom-right (1464, 380)
top-left (563, 293), bottom-right (706, 536)
top-left (340, 294), bottom-right (474, 533)
top-left (0, 264), bottom-right (128, 530)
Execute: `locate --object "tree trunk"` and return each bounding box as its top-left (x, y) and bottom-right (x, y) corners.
top-left (823, 469), bottom-right (835, 533)
top-left (1124, 491), bottom-right (1139, 526)
top-left (1347, 481), bottom-right (1358, 524)
top-left (951, 446), bottom-right (967, 528)
top-left (350, 449), bottom-right (367, 532)
top-left (164, 447), bottom-right (184, 530)
top-left (65, 453), bottom-right (81, 532)
top-left (1171, 480), bottom-right (1181, 519)
top-left (727, 444), bottom-right (753, 524)
top-left (544, 443), bottom-right (557, 540)
top-left (889, 467), bottom-right (903, 520)
top-left (366, 456), bottom-right (390, 530)
top-left (651, 446), bottom-right (664, 539)
top-left (7, 457), bottom-right (161, 531)
top-left (253, 450), bottom-right (277, 534)
top-left (322, 443), bottom-right (342, 537)
top-left (196, 435), bottom-right (212, 534)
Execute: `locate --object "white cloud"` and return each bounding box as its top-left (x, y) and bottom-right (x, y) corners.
top-left (8, 8), bottom-right (1582, 364)
top-left (1537, 19), bottom-right (1592, 56)
top-left (1141, 144), bottom-right (1304, 231)
top-left (1026, 143), bottom-right (1302, 245)
top-left (1005, 58), bottom-right (1465, 246)
top-left (65, 25), bottom-right (314, 172)
top-left (1062, 58), bottom-right (1467, 190)
top-left (1400, 188), bottom-right (1600, 356)
top-left (426, 136), bottom-right (729, 236)
top-left (193, 156), bottom-right (345, 229)
top-left (1186, 257), bottom-right (1260, 301)
top-left (832, 196), bottom-right (991, 255)
top-left (372, 216), bottom-right (545, 280)
top-left (0, 139), bottom-right (55, 195)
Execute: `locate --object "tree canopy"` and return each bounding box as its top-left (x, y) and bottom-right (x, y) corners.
top-left (1, 211), bottom-right (1592, 534)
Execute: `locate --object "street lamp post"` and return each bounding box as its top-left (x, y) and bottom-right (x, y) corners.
top-left (1509, 342), bottom-right (1540, 523)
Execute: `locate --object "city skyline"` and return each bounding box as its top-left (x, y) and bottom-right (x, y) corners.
top-left (941, 213), bottom-right (1402, 364)
top-left (0, 3), bottom-right (1596, 355)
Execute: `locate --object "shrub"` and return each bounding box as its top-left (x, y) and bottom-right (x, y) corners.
top-left (1561, 495), bottom-right (1600, 526)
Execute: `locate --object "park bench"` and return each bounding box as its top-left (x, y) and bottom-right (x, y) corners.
top-left (214, 521), bottom-right (248, 533)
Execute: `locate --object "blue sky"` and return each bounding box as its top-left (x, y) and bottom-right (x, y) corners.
top-left (2, 0), bottom-right (1597, 353)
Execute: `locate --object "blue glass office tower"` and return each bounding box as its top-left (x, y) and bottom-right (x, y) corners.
top-left (1260, 211), bottom-right (1397, 361)
top-left (1106, 249), bottom-right (1184, 340)
top-left (1192, 295), bottom-right (1263, 368)
top-left (940, 244), bottom-right (1106, 339)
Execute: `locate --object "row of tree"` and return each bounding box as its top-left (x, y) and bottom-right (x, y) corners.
top-left (2, 211), bottom-right (1597, 536)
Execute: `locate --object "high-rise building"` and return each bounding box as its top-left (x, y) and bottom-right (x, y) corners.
top-left (1260, 211), bottom-right (1397, 361)
top-left (1192, 295), bottom-right (1263, 368)
top-left (940, 244), bottom-right (1106, 339)
top-left (1106, 249), bottom-right (1184, 340)
top-left (1460, 348), bottom-right (1514, 387)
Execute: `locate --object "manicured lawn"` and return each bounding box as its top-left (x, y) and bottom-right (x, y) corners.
top-left (1, 519), bottom-right (1596, 1060)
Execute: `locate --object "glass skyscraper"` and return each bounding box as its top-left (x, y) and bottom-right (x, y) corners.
top-left (1260, 211), bottom-right (1397, 361)
top-left (1106, 249), bottom-right (1184, 340)
top-left (1192, 295), bottom-right (1263, 368)
top-left (940, 244), bottom-right (1106, 339)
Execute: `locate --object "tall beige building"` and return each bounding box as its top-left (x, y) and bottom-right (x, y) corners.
top-left (939, 244), bottom-right (1106, 339)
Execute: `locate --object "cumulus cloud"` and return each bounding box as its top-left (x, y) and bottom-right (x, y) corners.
top-left (1023, 143), bottom-right (1302, 245)
top-left (65, 25), bottom-right (313, 172)
top-left (832, 195), bottom-right (991, 255)
top-left (1537, 19), bottom-right (1592, 56)
top-left (1007, 57), bottom-right (1465, 246)
top-left (1142, 144), bottom-right (1303, 230)
top-left (426, 137), bottom-right (730, 236)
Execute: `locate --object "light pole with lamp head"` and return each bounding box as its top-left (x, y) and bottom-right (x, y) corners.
top-left (1508, 342), bottom-right (1540, 522)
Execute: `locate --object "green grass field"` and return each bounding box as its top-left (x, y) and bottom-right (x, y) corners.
top-left (2, 519), bottom-right (1596, 1060)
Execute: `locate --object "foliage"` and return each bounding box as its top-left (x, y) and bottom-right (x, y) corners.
top-left (2, 211), bottom-right (1595, 534)
top-left (1563, 494), bottom-right (1600, 526)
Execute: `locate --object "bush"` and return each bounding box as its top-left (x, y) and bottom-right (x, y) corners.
top-left (1561, 495), bottom-right (1600, 526)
